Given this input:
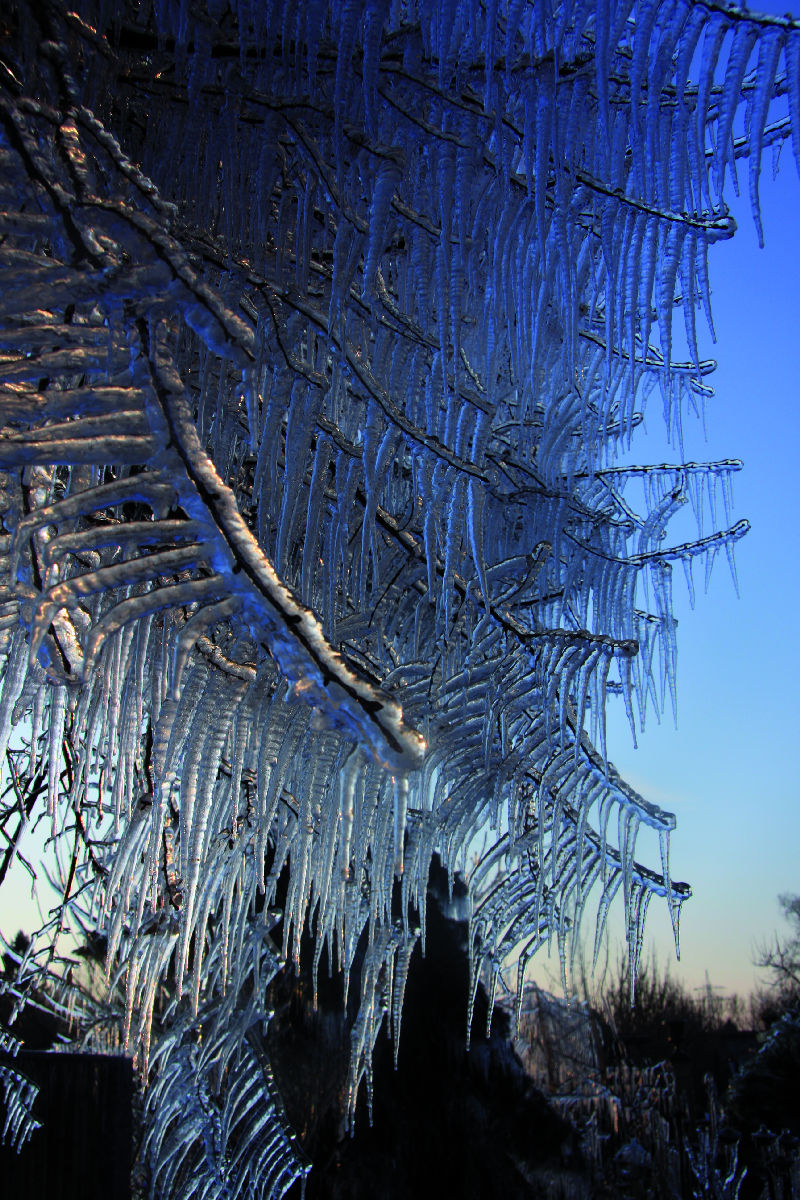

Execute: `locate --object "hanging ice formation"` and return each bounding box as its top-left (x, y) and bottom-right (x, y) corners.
top-left (0, 1028), bottom-right (40, 1153)
top-left (0, 0), bottom-right (795, 1193)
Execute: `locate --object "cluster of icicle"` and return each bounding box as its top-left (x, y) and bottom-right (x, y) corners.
top-left (139, 921), bottom-right (309, 1199)
top-left (0, 1028), bottom-right (40, 1153)
top-left (0, 0), bottom-right (794, 1194)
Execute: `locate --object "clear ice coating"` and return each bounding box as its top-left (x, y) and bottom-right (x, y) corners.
top-left (0, 0), bottom-right (795, 1194)
top-left (0, 1028), bottom-right (41, 1153)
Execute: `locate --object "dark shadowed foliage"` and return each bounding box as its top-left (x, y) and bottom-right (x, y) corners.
top-left (266, 861), bottom-right (576, 1199)
top-left (0, 1051), bottom-right (133, 1200)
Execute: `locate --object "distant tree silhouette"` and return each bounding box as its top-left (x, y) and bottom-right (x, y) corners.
top-left (754, 894), bottom-right (800, 1021)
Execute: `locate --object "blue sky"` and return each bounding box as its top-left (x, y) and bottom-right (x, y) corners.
top-left (593, 129), bottom-right (800, 1001)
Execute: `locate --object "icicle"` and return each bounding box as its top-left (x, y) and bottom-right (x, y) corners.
top-left (46, 685), bottom-right (68, 830)
top-left (747, 28), bottom-right (784, 247)
top-left (392, 774), bottom-right (408, 877)
top-left (628, 884), bottom-right (652, 1002)
top-left (655, 222), bottom-right (687, 372)
top-left (682, 554), bottom-right (696, 608)
top-left (83, 577), bottom-right (226, 677)
top-left (171, 596), bottom-right (241, 700)
top-left (466, 475), bottom-right (490, 612)
top-left (363, 162), bottom-right (399, 298)
top-left (0, 632), bottom-right (28, 767)
top-left (714, 21), bottom-right (758, 198)
top-left (592, 874), bottom-right (621, 969)
top-left (339, 749), bottom-right (361, 881)
top-left (301, 436), bottom-right (330, 605)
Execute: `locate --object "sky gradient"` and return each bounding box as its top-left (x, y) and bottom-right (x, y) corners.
top-left (588, 140), bottom-right (800, 1002)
